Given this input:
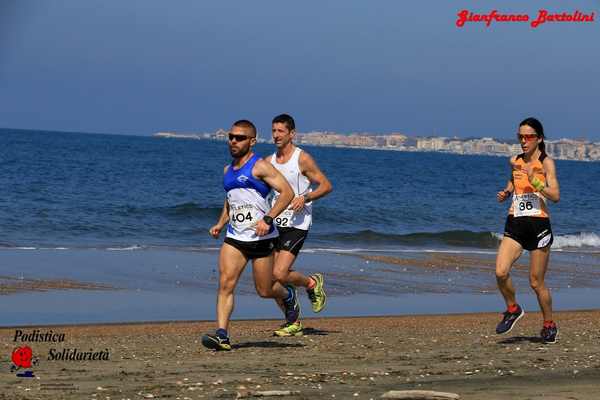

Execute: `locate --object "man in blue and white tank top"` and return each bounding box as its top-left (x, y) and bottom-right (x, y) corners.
top-left (269, 114), bottom-right (333, 338)
top-left (200, 119), bottom-right (298, 351)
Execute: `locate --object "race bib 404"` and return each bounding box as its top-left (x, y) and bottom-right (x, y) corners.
top-left (229, 204), bottom-right (260, 230)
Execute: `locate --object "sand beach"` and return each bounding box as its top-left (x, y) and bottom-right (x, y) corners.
top-left (2, 310), bottom-right (600, 400)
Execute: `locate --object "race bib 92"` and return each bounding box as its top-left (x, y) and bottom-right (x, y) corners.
top-left (275, 208), bottom-right (294, 227)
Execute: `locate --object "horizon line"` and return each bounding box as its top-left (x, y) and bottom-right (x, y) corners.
top-left (2, 126), bottom-right (598, 143)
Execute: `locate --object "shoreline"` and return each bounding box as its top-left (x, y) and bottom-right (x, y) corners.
top-left (3, 247), bottom-right (600, 326)
top-left (3, 311), bottom-right (599, 399)
top-left (4, 306), bottom-right (600, 329)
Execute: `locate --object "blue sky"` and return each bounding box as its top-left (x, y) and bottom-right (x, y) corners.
top-left (0, 1), bottom-right (599, 140)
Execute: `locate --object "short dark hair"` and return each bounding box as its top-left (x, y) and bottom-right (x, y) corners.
top-left (232, 119), bottom-right (257, 137)
top-left (272, 114), bottom-right (295, 131)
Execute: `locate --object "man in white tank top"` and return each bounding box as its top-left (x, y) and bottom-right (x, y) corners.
top-left (269, 114), bottom-right (333, 337)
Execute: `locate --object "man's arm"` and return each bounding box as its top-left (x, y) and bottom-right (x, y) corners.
top-left (252, 159), bottom-right (294, 236)
top-left (208, 165), bottom-right (230, 238)
top-left (288, 151), bottom-right (333, 211)
top-left (209, 198), bottom-right (230, 238)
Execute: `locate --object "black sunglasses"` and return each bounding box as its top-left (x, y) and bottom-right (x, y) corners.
top-left (228, 134), bottom-right (253, 142)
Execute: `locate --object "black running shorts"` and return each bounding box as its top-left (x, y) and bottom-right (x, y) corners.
top-left (504, 215), bottom-right (553, 251)
top-left (274, 227), bottom-right (309, 256)
top-left (224, 237), bottom-right (275, 259)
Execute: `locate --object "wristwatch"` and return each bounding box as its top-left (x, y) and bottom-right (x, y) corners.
top-left (303, 193), bottom-right (311, 203)
top-left (262, 215), bottom-right (273, 226)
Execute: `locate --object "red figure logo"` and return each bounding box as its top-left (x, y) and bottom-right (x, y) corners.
top-left (12, 346), bottom-right (33, 369)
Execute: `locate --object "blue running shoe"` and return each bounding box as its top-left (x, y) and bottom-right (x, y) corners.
top-left (496, 305), bottom-right (525, 334)
top-left (201, 332), bottom-right (231, 351)
top-left (541, 324), bottom-right (559, 344)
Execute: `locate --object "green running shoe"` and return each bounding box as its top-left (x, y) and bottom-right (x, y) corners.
top-left (307, 273), bottom-right (326, 313)
top-left (273, 321), bottom-right (304, 337)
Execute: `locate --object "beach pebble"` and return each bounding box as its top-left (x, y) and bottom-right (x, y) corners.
top-left (381, 390), bottom-right (460, 399)
top-left (237, 390), bottom-right (300, 398)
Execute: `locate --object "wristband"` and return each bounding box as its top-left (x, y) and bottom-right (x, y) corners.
top-left (262, 215), bottom-right (273, 226)
top-left (303, 193), bottom-right (311, 203)
top-left (531, 177), bottom-right (545, 191)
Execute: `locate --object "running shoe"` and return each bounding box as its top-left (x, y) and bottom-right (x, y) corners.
top-left (282, 284), bottom-right (300, 323)
top-left (541, 324), bottom-right (559, 344)
top-left (496, 304), bottom-right (525, 334)
top-left (273, 321), bottom-right (304, 337)
top-left (201, 333), bottom-right (231, 351)
top-left (307, 273), bottom-right (327, 313)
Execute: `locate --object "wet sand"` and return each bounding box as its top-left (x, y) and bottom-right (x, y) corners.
top-left (343, 251), bottom-right (600, 295)
top-left (2, 310), bottom-right (599, 399)
top-left (3, 248), bottom-right (600, 299)
top-left (0, 275), bottom-right (114, 295)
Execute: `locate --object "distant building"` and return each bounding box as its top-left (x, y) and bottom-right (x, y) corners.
top-left (154, 130), bottom-right (600, 162)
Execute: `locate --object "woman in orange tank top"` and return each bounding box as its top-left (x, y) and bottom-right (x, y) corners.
top-left (494, 117), bottom-right (561, 343)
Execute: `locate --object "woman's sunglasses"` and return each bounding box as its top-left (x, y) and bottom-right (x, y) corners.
top-left (517, 133), bottom-right (538, 142)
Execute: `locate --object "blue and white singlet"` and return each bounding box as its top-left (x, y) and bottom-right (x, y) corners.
top-left (224, 154), bottom-right (277, 242)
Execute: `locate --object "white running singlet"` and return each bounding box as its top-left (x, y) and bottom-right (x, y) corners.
top-left (269, 147), bottom-right (312, 230)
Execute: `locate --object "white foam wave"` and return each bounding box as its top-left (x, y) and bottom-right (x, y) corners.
top-left (553, 232), bottom-right (600, 249)
top-left (1, 246), bottom-right (70, 251)
top-left (106, 245), bottom-right (145, 251)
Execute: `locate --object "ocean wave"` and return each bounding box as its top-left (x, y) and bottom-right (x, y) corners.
top-left (0, 244), bottom-right (70, 251)
top-left (1, 232), bottom-right (597, 253)
top-left (106, 245), bottom-right (146, 251)
top-left (553, 232), bottom-right (600, 250)
top-left (166, 202), bottom-right (222, 217)
top-left (114, 202), bottom-right (222, 219)
top-left (315, 230), bottom-right (600, 251)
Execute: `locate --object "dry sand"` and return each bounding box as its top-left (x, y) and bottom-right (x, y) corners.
top-left (2, 310), bottom-right (599, 399)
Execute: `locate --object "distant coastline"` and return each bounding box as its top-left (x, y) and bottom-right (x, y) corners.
top-left (154, 130), bottom-right (600, 162)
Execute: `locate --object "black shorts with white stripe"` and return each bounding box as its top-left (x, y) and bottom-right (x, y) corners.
top-left (504, 215), bottom-right (553, 251)
top-left (275, 227), bottom-right (309, 256)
